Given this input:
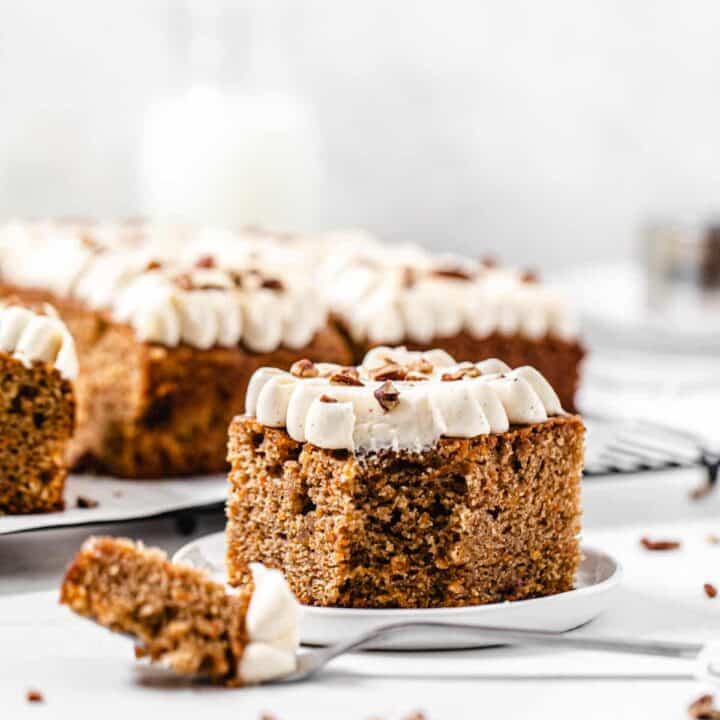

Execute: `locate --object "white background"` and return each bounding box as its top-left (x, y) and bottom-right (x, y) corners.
top-left (2, 0), bottom-right (720, 268)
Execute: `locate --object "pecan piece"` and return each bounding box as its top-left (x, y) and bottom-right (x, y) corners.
top-left (370, 363), bottom-right (408, 381)
top-left (329, 370), bottom-right (364, 387)
top-left (290, 359), bottom-right (319, 378)
top-left (431, 266), bottom-right (475, 281)
top-left (441, 365), bottom-right (481, 381)
top-left (194, 254), bottom-right (216, 269)
top-left (145, 259), bottom-right (163, 271)
top-left (173, 273), bottom-right (194, 291)
top-left (688, 694), bottom-right (720, 719)
top-left (374, 380), bottom-right (400, 412)
top-left (26, 689), bottom-right (44, 703)
top-left (409, 357), bottom-right (434, 374)
top-left (401, 266), bottom-right (416, 288)
top-left (76, 495), bottom-right (99, 509)
top-left (640, 537), bottom-right (681, 551)
top-left (704, 583), bottom-right (718, 598)
top-left (319, 394), bottom-right (337, 403)
top-left (261, 277), bottom-right (284, 291)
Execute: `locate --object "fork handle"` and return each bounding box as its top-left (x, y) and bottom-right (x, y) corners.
top-left (317, 622), bottom-right (703, 665)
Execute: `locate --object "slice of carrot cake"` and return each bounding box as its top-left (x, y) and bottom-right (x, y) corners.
top-left (226, 346), bottom-right (584, 608)
top-left (0, 221), bottom-right (351, 477)
top-left (0, 301), bottom-right (76, 514)
top-left (60, 536), bottom-right (299, 685)
top-left (313, 232), bottom-right (585, 411)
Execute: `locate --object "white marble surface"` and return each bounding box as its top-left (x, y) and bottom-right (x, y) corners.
top-left (1, 468), bottom-right (719, 718)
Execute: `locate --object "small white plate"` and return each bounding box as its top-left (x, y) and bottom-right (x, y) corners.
top-left (0, 473), bottom-right (227, 536)
top-left (174, 531), bottom-right (622, 650)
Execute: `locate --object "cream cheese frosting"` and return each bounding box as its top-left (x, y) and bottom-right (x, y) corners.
top-left (245, 346), bottom-right (564, 453)
top-left (0, 221), bottom-right (327, 353)
top-left (314, 235), bottom-right (578, 344)
top-left (238, 563), bottom-right (300, 684)
top-left (0, 304), bottom-right (78, 380)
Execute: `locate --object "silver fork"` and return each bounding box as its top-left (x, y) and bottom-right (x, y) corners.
top-left (277, 622), bottom-right (716, 684)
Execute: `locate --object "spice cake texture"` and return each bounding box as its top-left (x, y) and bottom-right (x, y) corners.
top-left (0, 222), bottom-right (350, 477)
top-left (226, 346), bottom-right (584, 608)
top-left (315, 232), bottom-right (585, 411)
top-left (60, 536), bottom-right (300, 685)
top-left (0, 301), bottom-right (77, 514)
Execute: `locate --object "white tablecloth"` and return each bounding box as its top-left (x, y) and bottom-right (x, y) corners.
top-left (1, 468), bottom-right (719, 719)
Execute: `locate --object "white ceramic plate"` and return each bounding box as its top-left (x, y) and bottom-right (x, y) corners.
top-left (174, 531), bottom-right (622, 650)
top-left (0, 473), bottom-right (227, 536)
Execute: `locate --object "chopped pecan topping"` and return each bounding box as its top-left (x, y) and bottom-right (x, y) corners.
top-left (194, 254), bottom-right (216, 269)
top-left (405, 372), bottom-right (430, 382)
top-left (80, 232), bottom-right (103, 253)
top-left (431, 266), bottom-right (475, 281)
top-left (521, 270), bottom-right (539, 283)
top-left (441, 365), bottom-right (481, 381)
top-left (640, 537), bottom-right (681, 551)
top-left (76, 495), bottom-right (99, 509)
top-left (319, 394), bottom-right (337, 403)
top-left (374, 380), bottom-right (400, 412)
top-left (290, 359), bottom-right (318, 378)
top-left (409, 357), bottom-right (434, 374)
top-left (370, 363), bottom-right (408, 381)
top-left (329, 369), bottom-right (364, 386)
top-left (261, 277), bottom-right (285, 291)
top-left (26, 689), bottom-right (44, 703)
top-left (173, 273), bottom-right (194, 291)
top-left (688, 694), bottom-right (720, 719)
top-left (704, 583), bottom-right (718, 598)
top-left (401, 266), bottom-right (416, 288)
top-left (145, 259), bottom-right (163, 271)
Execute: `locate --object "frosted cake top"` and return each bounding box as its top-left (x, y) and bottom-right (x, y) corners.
top-left (314, 231), bottom-right (578, 344)
top-left (244, 346), bottom-right (565, 453)
top-left (0, 302), bottom-right (78, 380)
top-left (0, 221), bottom-right (324, 353)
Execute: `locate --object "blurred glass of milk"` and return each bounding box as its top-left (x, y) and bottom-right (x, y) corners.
top-left (139, 1), bottom-right (325, 231)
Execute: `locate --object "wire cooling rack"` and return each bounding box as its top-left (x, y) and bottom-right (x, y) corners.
top-left (583, 413), bottom-right (717, 485)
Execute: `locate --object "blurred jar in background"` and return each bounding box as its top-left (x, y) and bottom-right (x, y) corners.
top-left (139, 1), bottom-right (325, 231)
top-left (645, 217), bottom-right (720, 331)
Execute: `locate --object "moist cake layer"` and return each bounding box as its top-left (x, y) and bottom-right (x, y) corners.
top-left (0, 303), bottom-right (76, 514)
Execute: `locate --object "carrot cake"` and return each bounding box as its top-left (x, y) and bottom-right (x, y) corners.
top-left (0, 301), bottom-right (76, 514)
top-left (314, 232), bottom-right (585, 411)
top-left (226, 346), bottom-right (584, 608)
top-left (60, 536), bottom-right (299, 685)
top-left (0, 221), bottom-right (351, 477)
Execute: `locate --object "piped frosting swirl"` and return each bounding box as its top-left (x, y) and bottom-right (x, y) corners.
top-left (0, 221), bottom-right (326, 353)
top-left (0, 303), bottom-right (78, 380)
top-left (315, 234), bottom-right (578, 344)
top-left (245, 346), bottom-right (564, 453)
top-left (238, 563), bottom-right (300, 684)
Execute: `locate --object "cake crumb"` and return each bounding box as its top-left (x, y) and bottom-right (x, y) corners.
top-left (688, 693), bottom-right (720, 718)
top-left (26, 689), bottom-right (44, 703)
top-left (640, 537), bottom-right (681, 551)
top-left (76, 495), bottom-right (99, 509)
top-left (690, 481), bottom-right (714, 500)
top-left (704, 583), bottom-right (718, 598)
